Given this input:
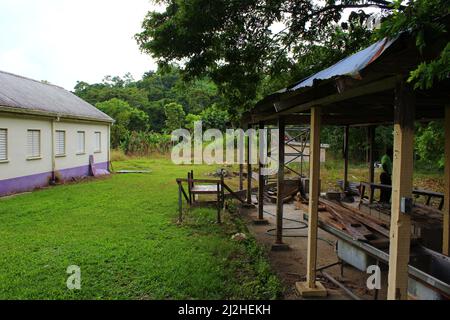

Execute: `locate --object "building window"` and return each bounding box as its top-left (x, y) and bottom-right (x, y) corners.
top-left (94, 132), bottom-right (101, 153)
top-left (0, 128), bottom-right (7, 161)
top-left (55, 130), bottom-right (66, 156)
top-left (27, 129), bottom-right (41, 158)
top-left (77, 131), bottom-right (85, 154)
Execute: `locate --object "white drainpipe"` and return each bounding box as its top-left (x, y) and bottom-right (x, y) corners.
top-left (107, 123), bottom-right (111, 171)
top-left (50, 116), bottom-right (60, 183)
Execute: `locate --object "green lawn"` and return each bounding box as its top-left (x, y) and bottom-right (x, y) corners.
top-left (0, 157), bottom-right (281, 299)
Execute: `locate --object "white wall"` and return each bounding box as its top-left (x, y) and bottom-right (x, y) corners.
top-left (54, 121), bottom-right (109, 171)
top-left (0, 113), bottom-right (110, 181)
top-left (0, 115), bottom-right (52, 180)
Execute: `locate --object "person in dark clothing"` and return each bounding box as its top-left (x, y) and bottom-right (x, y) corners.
top-left (379, 147), bottom-right (393, 203)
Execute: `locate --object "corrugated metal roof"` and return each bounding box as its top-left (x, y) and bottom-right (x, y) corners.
top-left (288, 37), bottom-right (398, 91)
top-left (0, 70), bottom-right (113, 122)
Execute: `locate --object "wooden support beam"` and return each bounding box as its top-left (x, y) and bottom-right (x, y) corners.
top-left (306, 107), bottom-right (321, 287)
top-left (275, 116), bottom-right (285, 245)
top-left (368, 126), bottom-right (376, 203)
top-left (270, 76), bottom-right (399, 119)
top-left (343, 125), bottom-right (350, 192)
top-left (387, 81), bottom-right (415, 300)
top-left (239, 164), bottom-right (244, 191)
top-left (296, 107), bottom-right (326, 297)
top-left (444, 105), bottom-right (450, 256)
top-left (239, 128), bottom-right (245, 192)
top-left (256, 121), bottom-right (269, 225)
top-left (246, 124), bottom-right (253, 205)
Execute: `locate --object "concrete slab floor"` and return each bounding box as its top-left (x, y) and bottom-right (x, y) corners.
top-left (241, 202), bottom-right (388, 300)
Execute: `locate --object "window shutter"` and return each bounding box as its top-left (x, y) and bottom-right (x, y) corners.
top-left (55, 131), bottom-right (65, 156)
top-left (77, 131), bottom-right (85, 153)
top-left (27, 130), bottom-right (41, 158)
top-left (95, 132), bottom-right (101, 152)
top-left (0, 129), bottom-right (7, 160)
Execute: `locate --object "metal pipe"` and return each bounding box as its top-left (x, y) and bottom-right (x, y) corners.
top-left (316, 261), bottom-right (341, 272)
top-left (321, 271), bottom-right (362, 300)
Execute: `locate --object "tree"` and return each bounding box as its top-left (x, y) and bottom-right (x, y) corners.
top-left (200, 104), bottom-right (230, 131)
top-left (185, 113), bottom-right (202, 131)
top-left (74, 77), bottom-right (149, 111)
top-left (74, 67), bottom-right (228, 133)
top-left (415, 121), bottom-right (445, 169)
top-left (136, 0), bottom-right (448, 120)
top-left (375, 0), bottom-right (449, 90)
top-left (164, 102), bottom-right (186, 133)
top-left (136, 1), bottom-right (392, 119)
top-left (96, 98), bottom-right (149, 148)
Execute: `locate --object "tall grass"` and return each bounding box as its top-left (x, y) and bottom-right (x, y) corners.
top-left (120, 131), bottom-right (172, 157)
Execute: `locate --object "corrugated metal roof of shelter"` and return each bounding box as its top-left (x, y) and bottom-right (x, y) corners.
top-left (287, 36), bottom-right (398, 92)
top-left (0, 70), bottom-right (114, 122)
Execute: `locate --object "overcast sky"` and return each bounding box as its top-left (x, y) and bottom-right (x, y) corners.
top-left (0, 0), bottom-right (162, 90)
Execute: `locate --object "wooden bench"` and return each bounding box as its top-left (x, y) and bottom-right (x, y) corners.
top-left (176, 170), bottom-right (250, 224)
top-left (360, 182), bottom-right (444, 210)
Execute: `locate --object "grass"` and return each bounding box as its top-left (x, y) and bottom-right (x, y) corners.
top-left (0, 153), bottom-right (443, 299)
top-left (0, 156), bottom-right (281, 300)
top-left (286, 158), bottom-right (444, 192)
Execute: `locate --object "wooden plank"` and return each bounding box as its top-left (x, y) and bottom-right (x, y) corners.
top-left (325, 205), bottom-right (368, 241)
top-left (222, 183), bottom-right (245, 203)
top-left (276, 116), bottom-right (285, 244)
top-left (413, 203), bottom-right (443, 218)
top-left (444, 105), bottom-right (450, 256)
top-left (192, 185), bottom-right (221, 193)
top-left (387, 81), bottom-right (414, 300)
top-left (339, 202), bottom-right (390, 237)
top-left (306, 107), bottom-right (321, 288)
top-left (320, 200), bottom-right (374, 238)
top-left (319, 211), bottom-right (346, 231)
top-left (176, 178), bottom-right (220, 184)
top-left (180, 184), bottom-right (189, 202)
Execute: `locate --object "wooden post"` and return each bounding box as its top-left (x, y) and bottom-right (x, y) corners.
top-left (387, 81), bottom-right (415, 300)
top-left (246, 124), bottom-right (253, 205)
top-left (188, 171), bottom-right (192, 204)
top-left (239, 164), bottom-right (244, 191)
top-left (443, 106), bottom-right (450, 256)
top-left (178, 182), bottom-right (183, 222)
top-left (217, 182), bottom-right (222, 224)
top-left (239, 126), bottom-right (244, 191)
top-left (272, 116), bottom-right (288, 250)
top-left (343, 125), bottom-right (349, 192)
top-left (256, 121), bottom-right (268, 224)
top-left (368, 126), bottom-right (376, 203)
top-left (276, 116), bottom-right (284, 243)
top-left (296, 107), bottom-right (327, 296)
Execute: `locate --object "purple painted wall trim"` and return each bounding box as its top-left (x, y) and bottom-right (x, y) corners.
top-left (0, 161), bottom-right (109, 197)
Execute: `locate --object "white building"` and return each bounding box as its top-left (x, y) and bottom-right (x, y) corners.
top-left (0, 71), bottom-right (114, 197)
